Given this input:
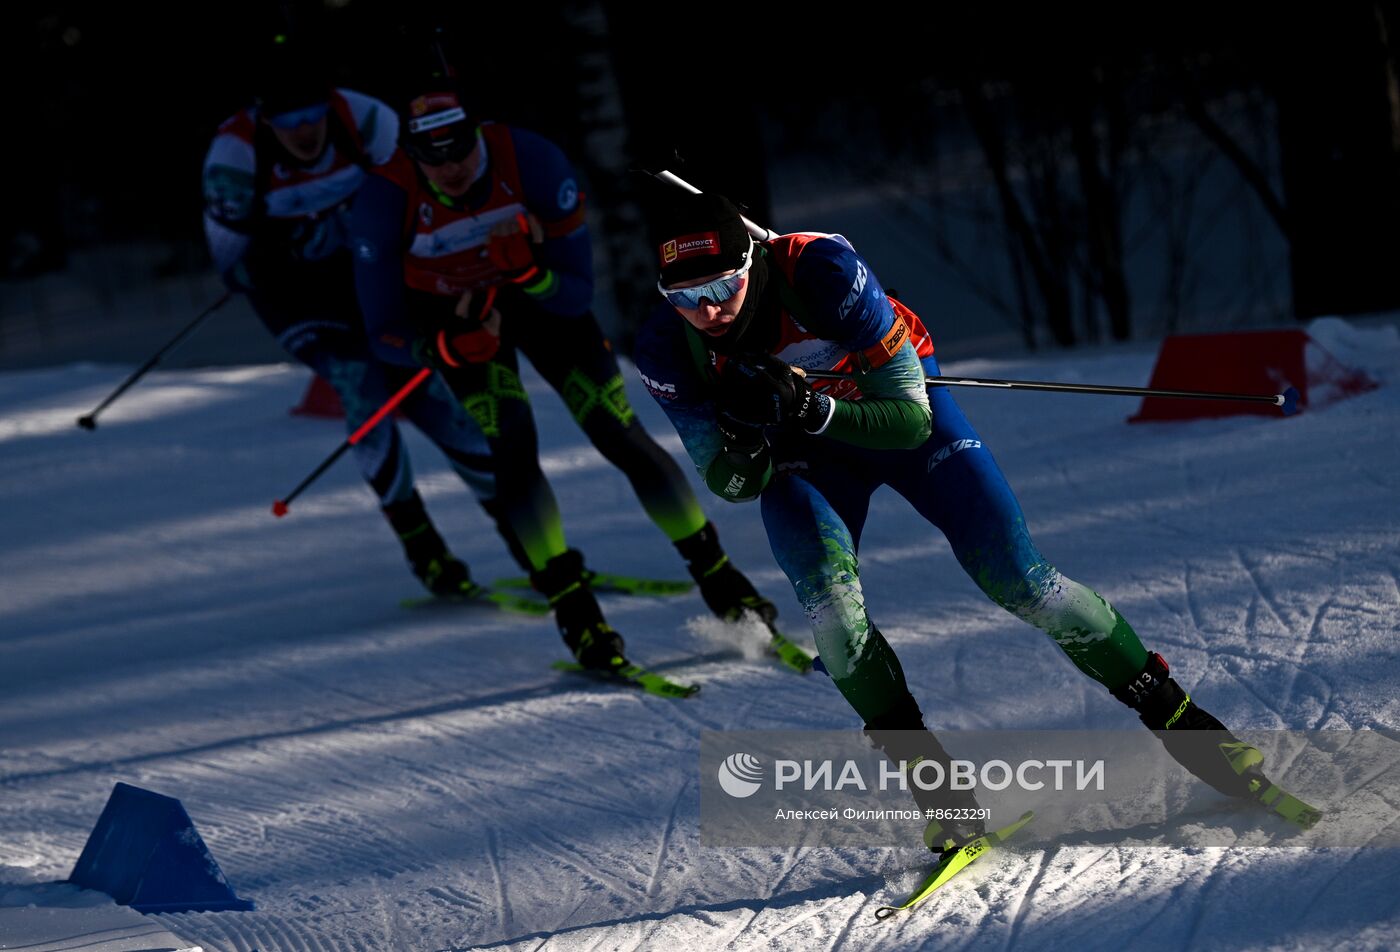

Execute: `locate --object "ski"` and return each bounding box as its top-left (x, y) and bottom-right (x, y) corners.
top-left (1251, 777), bottom-right (1322, 829)
top-left (551, 660), bottom-right (701, 699)
top-left (758, 619), bottom-right (815, 674)
top-left (399, 583), bottom-right (551, 616)
top-left (874, 811), bottom-right (1035, 921)
top-left (494, 571), bottom-right (695, 597)
top-left (490, 574), bottom-right (814, 673)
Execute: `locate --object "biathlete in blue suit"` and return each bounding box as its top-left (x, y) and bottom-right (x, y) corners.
top-left (635, 190), bottom-right (1283, 852)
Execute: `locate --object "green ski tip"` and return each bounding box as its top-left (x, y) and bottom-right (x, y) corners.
top-left (399, 585), bottom-right (551, 616)
top-left (766, 627), bottom-right (814, 674)
top-left (874, 811), bottom-right (1035, 921)
top-left (495, 571), bottom-right (695, 597)
top-left (1253, 779), bottom-right (1323, 830)
top-left (551, 660), bottom-right (701, 699)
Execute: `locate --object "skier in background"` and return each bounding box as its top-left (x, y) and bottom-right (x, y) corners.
top-left (635, 190), bottom-right (1303, 853)
top-left (349, 52), bottom-right (780, 671)
top-left (203, 36), bottom-right (514, 597)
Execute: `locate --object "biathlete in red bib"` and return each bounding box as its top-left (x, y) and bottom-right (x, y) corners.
top-left (350, 69), bottom-right (776, 670)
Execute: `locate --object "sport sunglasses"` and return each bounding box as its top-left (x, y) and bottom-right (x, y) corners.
top-left (656, 237), bottom-right (755, 309)
top-left (402, 126), bottom-right (479, 167)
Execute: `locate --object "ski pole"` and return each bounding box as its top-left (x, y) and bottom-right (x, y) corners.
top-left (649, 168), bottom-right (1300, 416)
top-left (272, 367), bottom-right (433, 517)
top-left (76, 290), bottom-right (234, 430)
top-left (801, 369), bottom-right (1300, 415)
top-left (647, 169), bottom-right (778, 242)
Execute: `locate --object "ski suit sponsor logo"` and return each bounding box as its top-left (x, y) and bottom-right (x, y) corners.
top-left (409, 204), bottom-right (525, 260)
top-left (407, 107), bottom-right (468, 134)
top-left (838, 261), bottom-right (867, 320)
top-left (718, 752), bottom-right (764, 798)
top-left (557, 178), bottom-right (579, 212)
top-left (927, 438), bottom-right (982, 473)
top-left (778, 338), bottom-right (844, 371)
top-left (880, 315), bottom-right (909, 356)
top-left (418, 203), bottom-right (433, 227)
top-left (724, 473), bottom-right (747, 496)
top-left (660, 231), bottom-right (720, 266)
top-left (640, 371), bottom-right (677, 399)
top-left (409, 92), bottom-right (462, 119)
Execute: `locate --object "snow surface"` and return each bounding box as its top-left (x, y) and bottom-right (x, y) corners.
top-left (1, 319), bottom-right (1398, 951)
top-left (0, 877), bottom-right (202, 951)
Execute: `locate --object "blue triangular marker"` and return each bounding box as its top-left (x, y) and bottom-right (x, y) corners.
top-left (69, 782), bottom-right (254, 913)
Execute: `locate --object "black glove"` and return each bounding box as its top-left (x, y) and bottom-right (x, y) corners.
top-left (715, 409), bottom-right (766, 454)
top-left (718, 353), bottom-right (833, 434)
top-left (413, 288), bottom-right (502, 368)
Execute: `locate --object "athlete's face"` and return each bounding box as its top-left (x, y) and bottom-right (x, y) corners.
top-left (665, 270), bottom-right (750, 338)
top-left (266, 116), bottom-right (328, 163)
top-left (416, 140), bottom-right (485, 198)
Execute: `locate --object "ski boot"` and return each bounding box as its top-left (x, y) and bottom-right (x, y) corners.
top-left (1113, 652), bottom-right (1268, 797)
top-left (1115, 653), bottom-right (1322, 828)
top-left (866, 694), bottom-right (986, 855)
top-left (675, 522), bottom-right (777, 623)
top-left (384, 492), bottom-right (477, 596)
top-left (532, 549), bottom-right (627, 671)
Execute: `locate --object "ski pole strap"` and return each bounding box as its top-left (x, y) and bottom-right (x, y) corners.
top-left (435, 329), bottom-right (464, 368)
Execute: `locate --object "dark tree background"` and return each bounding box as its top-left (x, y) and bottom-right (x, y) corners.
top-left (4, 1), bottom-right (1399, 355)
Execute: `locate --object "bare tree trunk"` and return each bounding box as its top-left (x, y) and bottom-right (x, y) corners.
top-left (961, 79), bottom-right (1076, 346)
top-left (1182, 84), bottom-right (1294, 242)
top-left (1376, 2), bottom-right (1400, 154)
top-left (1005, 225), bottom-right (1038, 350)
top-left (1070, 69), bottom-right (1132, 341)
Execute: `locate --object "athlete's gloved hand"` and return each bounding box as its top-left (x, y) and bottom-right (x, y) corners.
top-left (715, 409), bottom-right (766, 455)
top-left (718, 353), bottom-right (833, 434)
top-left (488, 212), bottom-right (545, 285)
top-left (415, 288), bottom-right (502, 367)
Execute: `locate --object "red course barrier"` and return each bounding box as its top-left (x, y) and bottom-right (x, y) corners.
top-left (290, 374), bottom-right (346, 418)
top-left (1129, 328), bottom-right (1376, 423)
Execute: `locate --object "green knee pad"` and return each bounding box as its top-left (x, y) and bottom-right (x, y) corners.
top-left (460, 363), bottom-right (529, 437)
top-left (560, 369), bottom-right (635, 428)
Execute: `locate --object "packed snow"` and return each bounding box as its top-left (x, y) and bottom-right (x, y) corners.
top-left (1, 317), bottom-right (1398, 951)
